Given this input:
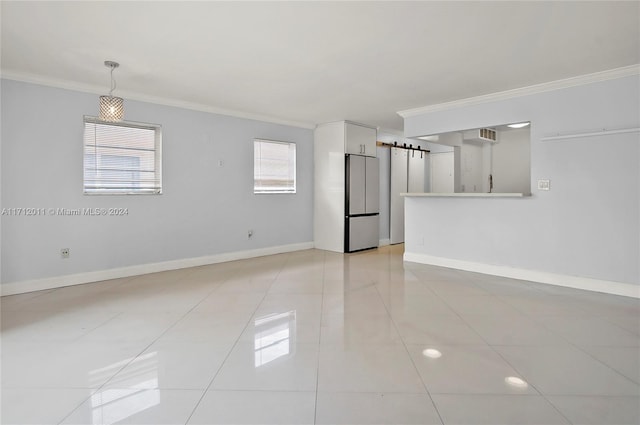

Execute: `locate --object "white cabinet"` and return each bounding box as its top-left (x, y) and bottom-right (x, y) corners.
top-left (345, 122), bottom-right (377, 157)
top-left (314, 121), bottom-right (378, 253)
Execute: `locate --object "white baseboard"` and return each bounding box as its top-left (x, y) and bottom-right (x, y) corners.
top-left (1, 242), bottom-right (314, 296)
top-left (404, 252), bottom-right (640, 299)
top-left (379, 239), bottom-right (391, 247)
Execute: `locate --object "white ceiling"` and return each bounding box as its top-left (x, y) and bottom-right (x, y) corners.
top-left (1, 1), bottom-right (638, 131)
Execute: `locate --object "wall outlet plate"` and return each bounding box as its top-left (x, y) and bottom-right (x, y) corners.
top-left (537, 179), bottom-right (550, 191)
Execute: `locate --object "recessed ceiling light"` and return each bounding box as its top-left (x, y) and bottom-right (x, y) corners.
top-left (507, 122), bottom-right (530, 129)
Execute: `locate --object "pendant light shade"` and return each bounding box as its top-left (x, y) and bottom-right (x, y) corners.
top-left (99, 95), bottom-right (124, 122)
top-left (99, 61), bottom-right (124, 122)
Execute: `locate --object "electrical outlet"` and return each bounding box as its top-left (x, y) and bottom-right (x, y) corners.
top-left (218, 159), bottom-right (224, 167)
top-left (537, 179), bottom-right (550, 191)
top-left (247, 230), bottom-right (253, 239)
top-left (61, 248), bottom-right (70, 259)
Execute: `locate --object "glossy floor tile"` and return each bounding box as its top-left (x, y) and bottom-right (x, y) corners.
top-left (1, 388), bottom-right (92, 425)
top-left (61, 388), bottom-right (203, 425)
top-left (210, 342), bottom-right (319, 391)
top-left (103, 340), bottom-right (231, 390)
top-left (320, 313), bottom-right (402, 345)
top-left (432, 394), bottom-right (570, 424)
top-left (187, 390), bottom-right (316, 424)
top-left (2, 245), bottom-right (639, 424)
top-left (315, 392), bottom-right (442, 424)
top-left (579, 346), bottom-right (640, 384)
top-left (461, 314), bottom-right (567, 346)
top-left (407, 344), bottom-right (537, 395)
top-left (394, 314), bottom-right (486, 345)
top-left (495, 345), bottom-right (640, 396)
top-left (1, 309), bottom-right (118, 342)
top-left (317, 343), bottom-right (426, 393)
top-left (3, 340), bottom-right (149, 389)
top-left (546, 395), bottom-right (640, 425)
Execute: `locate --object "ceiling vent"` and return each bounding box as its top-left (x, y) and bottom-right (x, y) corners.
top-left (463, 128), bottom-right (497, 143)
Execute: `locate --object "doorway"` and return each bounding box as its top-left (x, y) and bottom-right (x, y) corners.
top-left (430, 151), bottom-right (454, 193)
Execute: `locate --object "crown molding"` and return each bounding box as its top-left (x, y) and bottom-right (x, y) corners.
top-left (397, 64), bottom-right (640, 118)
top-left (0, 71), bottom-right (316, 129)
top-left (377, 127), bottom-right (405, 137)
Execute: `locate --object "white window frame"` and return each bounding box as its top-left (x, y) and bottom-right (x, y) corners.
top-left (83, 116), bottom-right (162, 195)
top-left (253, 139), bottom-right (297, 194)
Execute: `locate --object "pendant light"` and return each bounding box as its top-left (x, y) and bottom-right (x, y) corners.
top-left (99, 60), bottom-right (124, 122)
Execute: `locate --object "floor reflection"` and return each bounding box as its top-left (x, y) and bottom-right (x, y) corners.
top-left (89, 352), bottom-right (159, 424)
top-left (422, 348), bottom-right (442, 359)
top-left (254, 311), bottom-right (297, 367)
top-left (505, 376), bottom-right (529, 389)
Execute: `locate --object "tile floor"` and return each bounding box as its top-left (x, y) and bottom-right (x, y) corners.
top-left (1, 245), bottom-right (639, 424)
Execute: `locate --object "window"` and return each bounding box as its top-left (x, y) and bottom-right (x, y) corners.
top-left (83, 117), bottom-right (162, 194)
top-left (254, 139), bottom-right (296, 194)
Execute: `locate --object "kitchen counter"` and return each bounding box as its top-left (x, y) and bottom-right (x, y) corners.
top-left (401, 192), bottom-right (529, 198)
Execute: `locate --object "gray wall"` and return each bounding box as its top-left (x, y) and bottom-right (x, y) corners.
top-left (403, 75), bottom-right (639, 285)
top-left (1, 79), bottom-right (314, 284)
top-left (492, 128), bottom-right (530, 194)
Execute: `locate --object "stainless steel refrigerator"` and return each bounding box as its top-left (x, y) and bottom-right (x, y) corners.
top-left (345, 154), bottom-right (379, 252)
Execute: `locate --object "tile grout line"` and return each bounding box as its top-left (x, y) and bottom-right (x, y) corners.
top-left (428, 278), bottom-right (577, 423)
top-left (445, 291), bottom-right (577, 424)
top-left (500, 295), bottom-right (640, 388)
top-left (373, 247), bottom-right (446, 425)
top-left (6, 248), bottom-right (636, 424)
top-left (403, 258), bottom-right (594, 423)
top-left (182, 254), bottom-right (289, 424)
top-left (56, 271), bottom-right (235, 425)
top-left (598, 314), bottom-right (640, 339)
top-left (312, 250), bottom-right (328, 425)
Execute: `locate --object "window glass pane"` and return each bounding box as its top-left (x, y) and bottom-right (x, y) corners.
top-left (254, 139), bottom-right (296, 193)
top-left (83, 118), bottom-right (161, 194)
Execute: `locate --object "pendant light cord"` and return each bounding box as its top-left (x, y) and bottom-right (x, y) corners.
top-left (109, 65), bottom-right (117, 96)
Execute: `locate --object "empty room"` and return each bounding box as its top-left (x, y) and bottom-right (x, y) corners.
top-left (1, 2), bottom-right (639, 424)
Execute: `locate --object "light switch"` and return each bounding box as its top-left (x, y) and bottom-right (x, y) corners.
top-left (537, 179), bottom-right (550, 191)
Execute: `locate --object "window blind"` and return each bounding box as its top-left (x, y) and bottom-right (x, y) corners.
top-left (83, 117), bottom-right (162, 194)
top-left (254, 139), bottom-right (296, 194)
